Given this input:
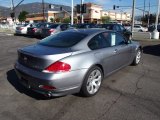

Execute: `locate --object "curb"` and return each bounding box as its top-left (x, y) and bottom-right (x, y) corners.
top-left (133, 39), bottom-right (160, 42)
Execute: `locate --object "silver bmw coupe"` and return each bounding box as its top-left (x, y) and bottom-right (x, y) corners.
top-left (14, 29), bottom-right (142, 97)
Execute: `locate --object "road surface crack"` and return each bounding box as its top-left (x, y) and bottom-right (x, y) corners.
top-left (96, 93), bottom-right (123, 120)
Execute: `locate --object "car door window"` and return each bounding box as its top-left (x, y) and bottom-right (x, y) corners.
top-left (113, 25), bottom-right (121, 31)
top-left (119, 25), bottom-right (125, 31)
top-left (134, 26), bottom-right (140, 28)
top-left (61, 24), bottom-right (67, 31)
top-left (115, 33), bottom-right (126, 45)
top-left (88, 33), bottom-right (110, 50)
top-left (107, 32), bottom-right (126, 46)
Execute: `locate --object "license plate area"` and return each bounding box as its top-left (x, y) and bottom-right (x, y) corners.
top-left (21, 77), bottom-right (31, 88)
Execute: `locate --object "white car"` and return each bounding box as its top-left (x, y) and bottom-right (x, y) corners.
top-left (127, 25), bottom-right (148, 32)
top-left (15, 23), bottom-right (35, 35)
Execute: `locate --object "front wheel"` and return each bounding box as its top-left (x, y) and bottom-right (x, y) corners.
top-left (132, 49), bottom-right (142, 65)
top-left (80, 66), bottom-right (103, 97)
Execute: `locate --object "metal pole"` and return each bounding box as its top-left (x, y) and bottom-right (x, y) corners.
top-left (131, 0), bottom-right (136, 33)
top-left (155, 0), bottom-right (160, 30)
top-left (10, 0), bottom-right (13, 10)
top-left (147, 0), bottom-right (150, 27)
top-left (71, 0), bottom-right (74, 25)
top-left (81, 0), bottom-right (84, 23)
top-left (11, 0), bottom-right (15, 22)
top-left (42, 0), bottom-right (45, 22)
top-left (143, 0), bottom-right (146, 17)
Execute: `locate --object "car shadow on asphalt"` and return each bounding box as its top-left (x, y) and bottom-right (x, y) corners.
top-left (143, 44), bottom-right (160, 56)
top-left (6, 69), bottom-right (59, 100)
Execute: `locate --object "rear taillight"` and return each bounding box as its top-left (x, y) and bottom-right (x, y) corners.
top-left (33, 28), bottom-right (37, 32)
top-left (39, 85), bottom-right (56, 90)
top-left (20, 27), bottom-right (24, 30)
top-left (43, 61), bottom-right (71, 73)
top-left (49, 29), bottom-right (55, 33)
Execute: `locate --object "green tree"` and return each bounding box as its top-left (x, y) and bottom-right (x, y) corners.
top-left (50, 18), bottom-right (54, 22)
top-left (18, 11), bottom-right (28, 22)
top-left (141, 14), bottom-right (156, 25)
top-left (101, 16), bottom-right (111, 24)
top-left (63, 17), bottom-right (70, 23)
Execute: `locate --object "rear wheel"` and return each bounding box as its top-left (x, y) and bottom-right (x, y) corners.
top-left (80, 66), bottom-right (103, 97)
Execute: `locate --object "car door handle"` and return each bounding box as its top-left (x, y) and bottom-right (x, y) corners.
top-left (113, 49), bottom-right (118, 54)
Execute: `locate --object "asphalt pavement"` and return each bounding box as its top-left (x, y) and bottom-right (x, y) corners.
top-left (0, 34), bottom-right (160, 120)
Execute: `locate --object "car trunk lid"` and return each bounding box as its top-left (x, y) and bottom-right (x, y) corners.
top-left (18, 44), bottom-right (72, 71)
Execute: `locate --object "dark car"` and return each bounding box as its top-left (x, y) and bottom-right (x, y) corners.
top-left (41, 23), bottom-right (70, 38)
top-left (27, 22), bottom-right (51, 37)
top-left (102, 23), bottom-right (132, 40)
top-left (76, 23), bottom-right (97, 29)
top-left (148, 25), bottom-right (160, 32)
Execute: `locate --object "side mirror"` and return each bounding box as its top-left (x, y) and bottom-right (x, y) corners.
top-left (123, 29), bottom-right (127, 32)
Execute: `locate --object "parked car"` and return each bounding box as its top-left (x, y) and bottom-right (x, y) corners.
top-left (41, 23), bottom-right (70, 38)
top-left (14, 29), bottom-right (142, 97)
top-left (27, 22), bottom-right (50, 37)
top-left (148, 25), bottom-right (160, 32)
top-left (15, 23), bottom-right (36, 35)
top-left (76, 23), bottom-right (97, 29)
top-left (102, 23), bottom-right (132, 40)
top-left (127, 25), bottom-right (148, 32)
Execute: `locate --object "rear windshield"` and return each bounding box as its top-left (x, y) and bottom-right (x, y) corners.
top-left (22, 24), bottom-right (29, 27)
top-left (48, 24), bottom-right (59, 28)
top-left (35, 23), bottom-right (43, 28)
top-left (38, 32), bottom-right (88, 48)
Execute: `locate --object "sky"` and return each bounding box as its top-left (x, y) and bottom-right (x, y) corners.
top-left (0, 0), bottom-right (158, 16)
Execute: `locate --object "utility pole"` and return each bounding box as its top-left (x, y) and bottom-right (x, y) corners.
top-left (131, 0), bottom-right (136, 33)
top-left (10, 0), bottom-right (14, 10)
top-left (147, 0), bottom-right (150, 27)
top-left (71, 0), bottom-right (74, 25)
top-left (42, 0), bottom-right (45, 22)
top-left (10, 0), bottom-right (15, 22)
top-left (155, 0), bottom-right (160, 31)
top-left (143, 0), bottom-right (146, 17)
top-left (152, 0), bottom-right (160, 39)
top-left (81, 0), bottom-right (84, 24)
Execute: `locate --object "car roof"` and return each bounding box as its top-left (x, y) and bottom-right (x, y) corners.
top-left (66, 29), bottom-right (108, 35)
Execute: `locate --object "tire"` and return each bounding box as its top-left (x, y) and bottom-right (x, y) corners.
top-left (80, 66), bottom-right (103, 97)
top-left (129, 35), bottom-right (132, 40)
top-left (132, 49), bottom-right (141, 65)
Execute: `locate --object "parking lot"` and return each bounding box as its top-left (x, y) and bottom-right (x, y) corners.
top-left (0, 34), bottom-right (160, 120)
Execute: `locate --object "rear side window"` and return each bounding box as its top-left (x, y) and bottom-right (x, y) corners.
top-left (39, 32), bottom-right (87, 48)
top-left (88, 33), bottom-right (110, 50)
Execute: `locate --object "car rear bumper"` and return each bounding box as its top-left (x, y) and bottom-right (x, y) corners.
top-left (15, 30), bottom-right (27, 35)
top-left (14, 61), bottom-right (88, 97)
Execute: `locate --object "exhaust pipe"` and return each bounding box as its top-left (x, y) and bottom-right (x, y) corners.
top-left (44, 92), bottom-right (52, 97)
top-left (48, 93), bottom-right (52, 97)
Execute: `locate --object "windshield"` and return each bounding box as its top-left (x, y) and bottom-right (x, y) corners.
top-left (38, 31), bottom-right (88, 48)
